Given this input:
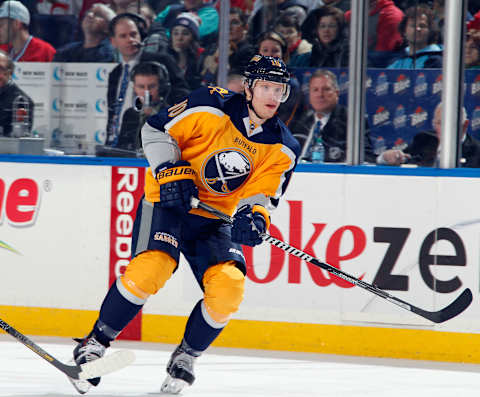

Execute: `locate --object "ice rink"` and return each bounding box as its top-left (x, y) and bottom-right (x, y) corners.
top-left (1, 334), bottom-right (480, 397)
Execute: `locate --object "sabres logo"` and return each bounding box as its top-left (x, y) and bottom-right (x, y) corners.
top-left (201, 149), bottom-right (252, 195)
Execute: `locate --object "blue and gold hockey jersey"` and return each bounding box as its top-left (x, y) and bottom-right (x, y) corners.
top-left (143, 85), bottom-right (300, 218)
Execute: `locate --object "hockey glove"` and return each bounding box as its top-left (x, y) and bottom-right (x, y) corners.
top-left (156, 160), bottom-right (198, 212)
top-left (231, 205), bottom-right (270, 247)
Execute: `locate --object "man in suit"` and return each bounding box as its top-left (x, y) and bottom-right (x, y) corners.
top-left (378, 103), bottom-right (480, 168)
top-left (289, 68), bottom-right (375, 163)
top-left (105, 13), bottom-right (190, 147)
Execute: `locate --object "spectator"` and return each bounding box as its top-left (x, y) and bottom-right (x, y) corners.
top-left (167, 12), bottom-right (203, 90)
top-left (53, 3), bottom-right (116, 62)
top-left (290, 69), bottom-right (375, 163)
top-left (378, 103), bottom-right (480, 168)
top-left (465, 33), bottom-right (480, 69)
top-left (257, 30), bottom-right (303, 126)
top-left (201, 7), bottom-right (255, 82)
top-left (139, 2), bottom-right (155, 30)
top-left (275, 12), bottom-right (311, 66)
top-left (257, 30), bottom-right (288, 62)
top-left (431, 0), bottom-right (445, 43)
top-left (110, 0), bottom-right (142, 14)
top-left (466, 10), bottom-right (480, 69)
top-left (114, 61), bottom-right (171, 152)
top-left (155, 0), bottom-right (219, 47)
top-left (0, 50), bottom-right (34, 137)
top-left (36, 0), bottom-right (82, 15)
top-left (0, 1), bottom-right (56, 61)
top-left (387, 5), bottom-right (443, 69)
top-left (320, 0), bottom-right (350, 12)
top-left (226, 72), bottom-right (245, 93)
top-left (292, 5), bottom-right (348, 67)
top-left (248, 0), bottom-right (309, 42)
top-left (345, 0), bottom-right (404, 67)
top-left (106, 13), bottom-right (189, 147)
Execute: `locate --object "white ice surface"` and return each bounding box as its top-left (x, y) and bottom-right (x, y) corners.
top-left (1, 335), bottom-right (480, 397)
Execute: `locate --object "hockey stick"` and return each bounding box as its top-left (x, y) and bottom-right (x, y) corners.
top-left (191, 197), bottom-right (473, 323)
top-left (0, 318), bottom-right (135, 380)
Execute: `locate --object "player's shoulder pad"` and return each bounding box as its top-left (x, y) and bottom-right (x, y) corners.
top-left (183, 85), bottom-right (238, 112)
top-left (145, 86), bottom-right (239, 131)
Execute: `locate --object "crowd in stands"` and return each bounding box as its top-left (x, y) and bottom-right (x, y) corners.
top-left (0, 0), bottom-right (480, 166)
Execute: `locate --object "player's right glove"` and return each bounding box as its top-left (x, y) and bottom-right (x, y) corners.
top-left (155, 160), bottom-right (198, 212)
top-left (231, 205), bottom-right (270, 247)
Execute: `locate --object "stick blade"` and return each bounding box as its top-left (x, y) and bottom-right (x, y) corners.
top-left (78, 350), bottom-right (135, 380)
top-left (418, 288), bottom-right (473, 323)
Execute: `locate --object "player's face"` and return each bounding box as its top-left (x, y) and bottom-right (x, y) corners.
top-left (309, 76), bottom-right (339, 115)
top-left (171, 26), bottom-right (193, 51)
top-left (0, 55), bottom-right (11, 87)
top-left (249, 80), bottom-right (283, 119)
top-left (110, 19), bottom-right (141, 61)
top-left (317, 16), bottom-right (338, 46)
top-left (133, 74), bottom-right (160, 103)
top-left (258, 39), bottom-right (283, 59)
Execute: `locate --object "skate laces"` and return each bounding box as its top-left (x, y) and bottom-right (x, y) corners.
top-left (76, 337), bottom-right (106, 363)
top-left (170, 347), bottom-right (196, 373)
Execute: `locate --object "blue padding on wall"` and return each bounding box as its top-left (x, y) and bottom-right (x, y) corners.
top-left (1, 154), bottom-right (480, 178)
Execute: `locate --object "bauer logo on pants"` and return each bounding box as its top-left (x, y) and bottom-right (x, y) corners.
top-left (201, 149), bottom-right (252, 195)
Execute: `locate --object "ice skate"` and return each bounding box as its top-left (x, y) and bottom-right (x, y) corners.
top-left (68, 333), bottom-right (107, 394)
top-left (161, 340), bottom-right (201, 394)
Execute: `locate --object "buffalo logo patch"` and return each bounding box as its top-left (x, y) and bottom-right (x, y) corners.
top-left (201, 149), bottom-right (252, 194)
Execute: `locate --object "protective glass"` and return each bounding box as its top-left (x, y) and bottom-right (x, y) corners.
top-left (252, 80), bottom-right (290, 103)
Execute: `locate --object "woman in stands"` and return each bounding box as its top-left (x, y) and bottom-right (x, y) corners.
top-left (290, 5), bottom-right (349, 68)
top-left (387, 4), bottom-right (442, 69)
top-left (167, 12), bottom-right (203, 90)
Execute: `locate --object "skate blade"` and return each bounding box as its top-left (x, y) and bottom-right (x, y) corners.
top-left (160, 374), bottom-right (189, 395)
top-left (68, 376), bottom-right (91, 395)
top-left (67, 358), bottom-right (91, 394)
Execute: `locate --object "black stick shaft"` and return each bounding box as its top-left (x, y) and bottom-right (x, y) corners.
top-left (191, 198), bottom-right (472, 323)
top-left (0, 318), bottom-right (82, 378)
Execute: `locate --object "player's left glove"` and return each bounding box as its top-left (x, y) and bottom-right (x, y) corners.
top-left (156, 160), bottom-right (198, 212)
top-left (231, 205), bottom-right (270, 247)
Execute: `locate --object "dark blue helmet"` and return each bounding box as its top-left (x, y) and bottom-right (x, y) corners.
top-left (244, 55), bottom-right (290, 85)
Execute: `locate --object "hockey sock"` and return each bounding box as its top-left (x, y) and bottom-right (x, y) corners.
top-left (93, 280), bottom-right (143, 346)
top-left (183, 299), bottom-right (226, 352)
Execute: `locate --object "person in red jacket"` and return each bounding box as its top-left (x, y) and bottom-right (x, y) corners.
top-left (345, 0), bottom-right (404, 67)
top-left (0, 0), bottom-right (56, 62)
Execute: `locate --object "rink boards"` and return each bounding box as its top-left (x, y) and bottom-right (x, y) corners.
top-left (1, 157), bottom-right (480, 363)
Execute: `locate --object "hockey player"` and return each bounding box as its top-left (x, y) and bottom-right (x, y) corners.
top-left (70, 55), bottom-right (300, 394)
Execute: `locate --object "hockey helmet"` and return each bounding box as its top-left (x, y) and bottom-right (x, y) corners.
top-left (244, 55), bottom-right (290, 103)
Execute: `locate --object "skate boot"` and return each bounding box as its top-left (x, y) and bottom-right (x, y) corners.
top-left (69, 333), bottom-right (107, 394)
top-left (161, 339), bottom-right (201, 394)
